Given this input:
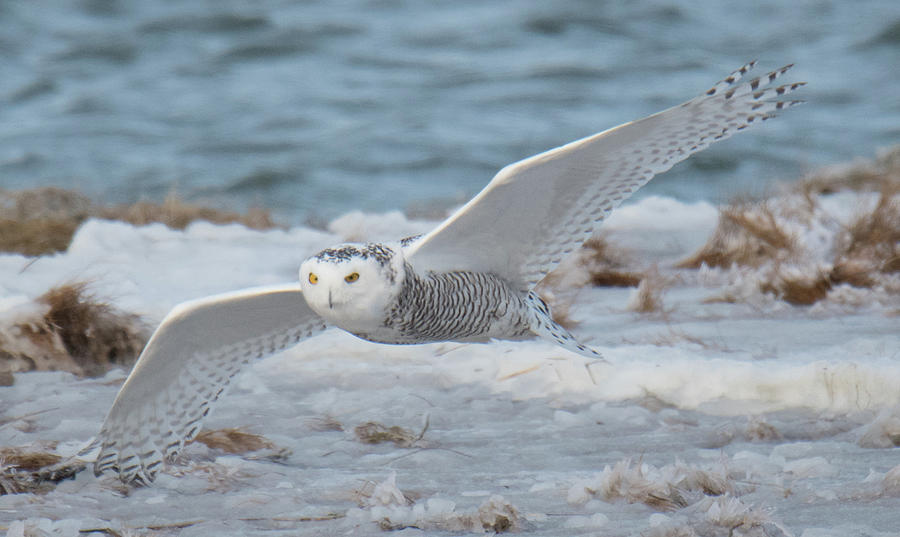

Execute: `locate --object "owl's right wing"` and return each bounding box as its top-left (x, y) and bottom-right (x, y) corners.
top-left (405, 62), bottom-right (804, 291)
top-left (91, 283), bottom-right (326, 484)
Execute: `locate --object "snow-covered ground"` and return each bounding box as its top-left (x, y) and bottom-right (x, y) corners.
top-left (1, 195), bottom-right (899, 536)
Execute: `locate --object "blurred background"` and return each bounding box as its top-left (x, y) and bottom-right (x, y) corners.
top-left (0, 0), bottom-right (897, 224)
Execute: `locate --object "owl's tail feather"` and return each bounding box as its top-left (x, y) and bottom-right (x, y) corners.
top-left (525, 292), bottom-right (605, 362)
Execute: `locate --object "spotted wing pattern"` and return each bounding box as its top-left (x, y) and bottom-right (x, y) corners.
top-left (92, 284), bottom-right (325, 484)
top-left (406, 62), bottom-right (804, 290)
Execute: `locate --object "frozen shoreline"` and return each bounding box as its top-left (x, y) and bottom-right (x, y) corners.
top-left (1, 192), bottom-right (899, 536)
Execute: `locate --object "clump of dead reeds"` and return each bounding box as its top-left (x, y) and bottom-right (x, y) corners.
top-left (678, 200), bottom-right (796, 271)
top-left (681, 146), bottom-right (900, 306)
top-left (568, 458), bottom-right (733, 512)
top-left (744, 416), bottom-right (783, 442)
top-left (0, 187), bottom-right (277, 256)
top-left (354, 420), bottom-right (427, 448)
top-left (306, 415), bottom-right (345, 432)
top-left (0, 282), bottom-right (148, 378)
top-left (799, 144), bottom-right (900, 197)
top-left (192, 428), bottom-right (276, 454)
top-left (580, 236), bottom-right (643, 287)
top-left (538, 233), bottom-right (641, 305)
top-left (191, 427), bottom-right (291, 464)
top-left (0, 446), bottom-right (85, 495)
top-left (40, 283), bottom-right (146, 376)
top-left (762, 183), bottom-right (899, 306)
top-left (835, 183), bottom-right (900, 275)
top-left (627, 265), bottom-right (671, 314)
top-left (104, 192), bottom-right (275, 231)
top-left (358, 474), bottom-right (520, 533)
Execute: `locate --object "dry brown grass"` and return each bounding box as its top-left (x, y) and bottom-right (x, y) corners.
top-left (40, 283), bottom-right (146, 376)
top-left (192, 428), bottom-right (277, 455)
top-left (0, 218), bottom-right (82, 257)
top-left (571, 459), bottom-right (734, 512)
top-left (0, 282), bottom-right (148, 378)
top-left (678, 200), bottom-right (796, 270)
top-left (306, 415), bottom-right (345, 432)
top-left (0, 187), bottom-right (277, 256)
top-left (681, 147), bottom-right (900, 306)
top-left (0, 446), bottom-right (85, 495)
top-left (759, 267), bottom-right (832, 306)
top-left (0, 447), bottom-right (62, 471)
top-left (354, 417), bottom-right (429, 449)
top-left (762, 184), bottom-right (899, 305)
top-left (627, 265), bottom-right (671, 314)
top-left (190, 428), bottom-right (291, 466)
top-left (581, 236), bottom-right (643, 287)
top-left (104, 192), bottom-right (275, 231)
top-left (836, 183), bottom-right (900, 275)
top-left (799, 144), bottom-right (900, 196)
top-left (745, 416), bottom-right (783, 442)
top-left (354, 421), bottom-right (425, 448)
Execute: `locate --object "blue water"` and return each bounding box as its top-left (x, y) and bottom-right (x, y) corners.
top-left (1, 0), bottom-right (898, 223)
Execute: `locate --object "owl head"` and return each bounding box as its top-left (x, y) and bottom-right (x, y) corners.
top-left (299, 242), bottom-right (406, 331)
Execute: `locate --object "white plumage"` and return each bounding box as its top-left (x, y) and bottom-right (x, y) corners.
top-left (91, 62), bottom-right (804, 484)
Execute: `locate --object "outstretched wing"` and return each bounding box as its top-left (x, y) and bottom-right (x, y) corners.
top-left (92, 284), bottom-right (326, 484)
top-left (405, 62), bottom-right (804, 290)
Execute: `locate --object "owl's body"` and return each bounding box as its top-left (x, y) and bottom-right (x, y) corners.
top-left (355, 262), bottom-right (536, 345)
top-left (90, 61), bottom-right (804, 484)
top-left (299, 242), bottom-right (597, 355)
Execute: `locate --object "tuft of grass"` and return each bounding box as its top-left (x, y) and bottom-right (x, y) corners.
top-left (627, 265), bottom-right (671, 314)
top-left (0, 447), bottom-right (85, 495)
top-left (682, 147), bottom-right (900, 306)
top-left (192, 428), bottom-right (277, 455)
top-left (759, 266), bottom-right (832, 306)
top-left (354, 417), bottom-right (429, 448)
top-left (0, 282), bottom-right (148, 378)
top-left (836, 183), bottom-right (900, 275)
top-left (38, 283), bottom-right (147, 377)
top-left (0, 187), bottom-right (278, 256)
top-left (569, 458), bottom-right (733, 512)
top-left (191, 428), bottom-right (291, 465)
top-left (799, 144), bottom-right (900, 196)
top-left (0, 218), bottom-right (82, 257)
top-left (354, 422), bottom-right (421, 447)
top-left (581, 236), bottom-right (643, 287)
top-left (0, 447), bottom-right (62, 472)
top-left (760, 185), bottom-right (898, 306)
top-left (678, 200), bottom-right (795, 270)
top-left (359, 474), bottom-right (519, 534)
top-left (306, 415), bottom-right (345, 432)
top-left (103, 191), bottom-right (275, 231)
top-left (0, 188), bottom-right (91, 255)
top-left (745, 416), bottom-right (783, 442)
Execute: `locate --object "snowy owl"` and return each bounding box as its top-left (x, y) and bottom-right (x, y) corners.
top-left (92, 61), bottom-right (804, 484)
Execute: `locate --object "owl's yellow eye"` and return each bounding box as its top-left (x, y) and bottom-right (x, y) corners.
top-left (344, 272), bottom-right (360, 283)
top-left (308, 273), bottom-right (318, 284)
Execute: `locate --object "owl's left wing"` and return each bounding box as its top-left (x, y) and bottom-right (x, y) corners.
top-left (91, 284), bottom-right (326, 484)
top-left (405, 62), bottom-right (804, 290)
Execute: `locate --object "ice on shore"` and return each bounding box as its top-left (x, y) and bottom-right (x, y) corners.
top-left (1, 193), bottom-right (898, 536)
